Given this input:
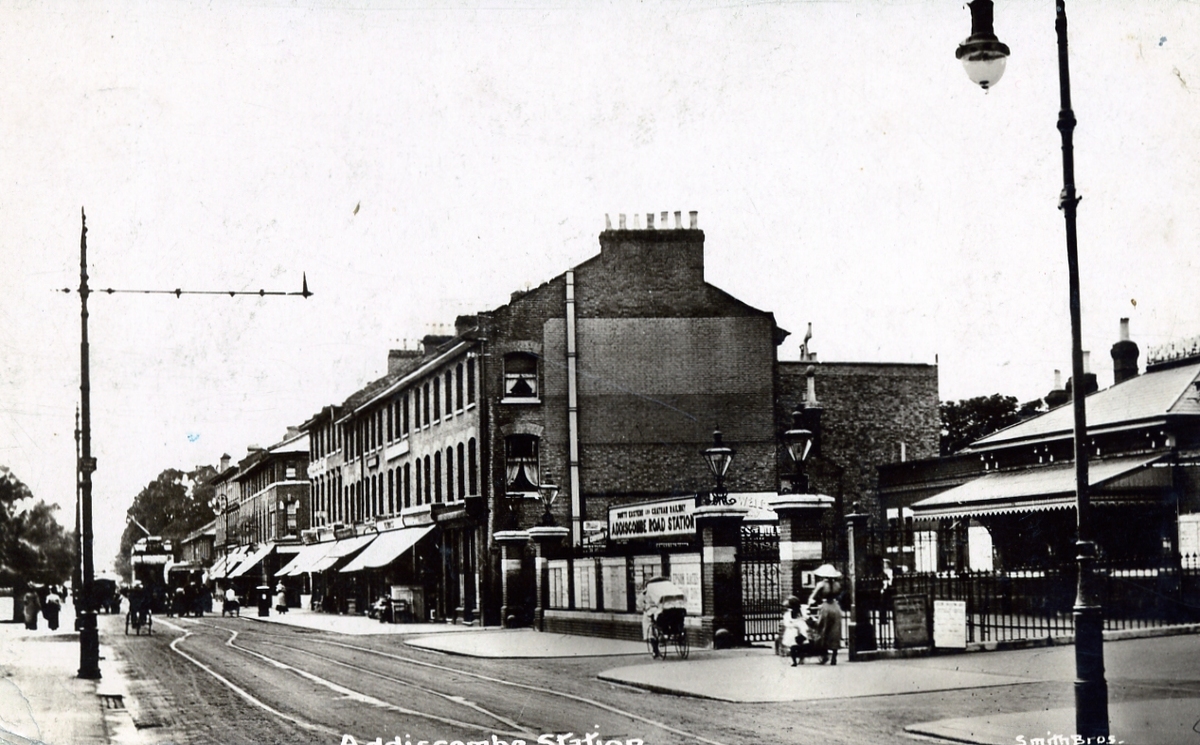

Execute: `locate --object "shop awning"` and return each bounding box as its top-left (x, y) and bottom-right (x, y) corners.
top-left (307, 534), bottom-right (376, 573)
top-left (911, 455), bottom-right (1167, 520)
top-left (228, 543), bottom-right (276, 579)
top-left (275, 541), bottom-right (334, 577)
top-left (210, 546), bottom-right (250, 579)
top-left (340, 525), bottom-right (433, 573)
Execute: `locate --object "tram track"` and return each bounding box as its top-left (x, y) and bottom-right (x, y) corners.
top-left (165, 617), bottom-right (729, 745)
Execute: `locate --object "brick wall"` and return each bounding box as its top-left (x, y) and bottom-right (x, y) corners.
top-left (777, 361), bottom-right (939, 526)
top-left (484, 228), bottom-right (783, 532)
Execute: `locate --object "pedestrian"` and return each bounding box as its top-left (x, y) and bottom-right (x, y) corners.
top-left (22, 588), bottom-right (41, 631)
top-left (224, 586), bottom-right (239, 617)
top-left (274, 583), bottom-right (288, 614)
top-left (780, 595), bottom-right (808, 666)
top-left (806, 564), bottom-right (843, 614)
top-left (816, 593), bottom-right (843, 665)
top-left (173, 586), bottom-right (186, 617)
top-left (43, 587), bottom-right (62, 631)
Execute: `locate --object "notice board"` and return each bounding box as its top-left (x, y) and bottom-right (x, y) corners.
top-left (934, 600), bottom-right (968, 649)
top-left (892, 594), bottom-right (930, 649)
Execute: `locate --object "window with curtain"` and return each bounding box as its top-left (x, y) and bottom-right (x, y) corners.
top-left (505, 435), bottom-right (539, 495)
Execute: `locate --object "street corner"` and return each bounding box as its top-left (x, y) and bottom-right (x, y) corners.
top-left (597, 652), bottom-right (1040, 704)
top-left (404, 628), bottom-right (649, 658)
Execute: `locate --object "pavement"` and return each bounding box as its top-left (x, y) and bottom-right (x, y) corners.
top-left (0, 600), bottom-right (140, 745)
top-left (7, 601), bottom-right (1198, 744)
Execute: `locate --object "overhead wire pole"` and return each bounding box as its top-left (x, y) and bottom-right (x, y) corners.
top-left (65, 208), bottom-right (312, 680)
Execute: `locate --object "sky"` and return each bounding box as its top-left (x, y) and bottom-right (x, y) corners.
top-left (2, 0), bottom-right (1198, 570)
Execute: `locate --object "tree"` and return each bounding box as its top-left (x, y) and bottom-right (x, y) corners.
top-left (940, 394), bottom-right (1047, 455)
top-left (115, 465), bottom-right (216, 581)
top-left (0, 466), bottom-right (75, 587)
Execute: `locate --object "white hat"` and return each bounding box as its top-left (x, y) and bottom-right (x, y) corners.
top-left (813, 563), bottom-right (842, 579)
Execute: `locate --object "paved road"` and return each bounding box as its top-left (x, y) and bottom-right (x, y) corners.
top-left (101, 613), bottom-right (1200, 745)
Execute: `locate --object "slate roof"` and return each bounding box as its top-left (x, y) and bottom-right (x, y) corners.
top-left (967, 361), bottom-right (1200, 450)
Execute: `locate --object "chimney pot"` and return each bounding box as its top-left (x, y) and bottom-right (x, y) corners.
top-left (1120, 317), bottom-right (1130, 341)
top-left (619, 213), bottom-right (626, 229)
top-left (1054, 369), bottom-right (1062, 389)
top-left (1083, 350), bottom-right (1091, 374)
top-left (689, 211), bottom-right (698, 229)
top-left (660, 211), bottom-right (668, 228)
top-left (634, 214), bottom-right (641, 229)
top-left (674, 211), bottom-right (682, 229)
top-left (647, 212), bottom-right (655, 229)
top-left (605, 214), bottom-right (612, 230)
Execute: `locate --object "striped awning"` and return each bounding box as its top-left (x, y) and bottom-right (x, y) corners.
top-left (911, 455), bottom-right (1167, 520)
top-left (276, 541), bottom-right (333, 577)
top-left (228, 544), bottom-right (275, 579)
top-left (340, 525), bottom-right (433, 573)
top-left (307, 534), bottom-right (376, 573)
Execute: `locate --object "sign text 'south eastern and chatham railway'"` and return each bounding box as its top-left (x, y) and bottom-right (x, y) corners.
top-left (608, 497), bottom-right (696, 541)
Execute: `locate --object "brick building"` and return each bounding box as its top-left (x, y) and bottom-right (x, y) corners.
top-left (248, 213), bottom-right (939, 639)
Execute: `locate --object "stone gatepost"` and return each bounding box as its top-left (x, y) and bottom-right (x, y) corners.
top-left (845, 507), bottom-right (874, 659)
top-left (770, 494), bottom-right (834, 605)
top-left (493, 530), bottom-right (528, 628)
top-left (694, 505), bottom-right (748, 647)
top-left (527, 526), bottom-right (569, 631)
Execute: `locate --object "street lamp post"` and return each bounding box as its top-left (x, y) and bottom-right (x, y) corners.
top-left (700, 429), bottom-right (736, 505)
top-left (536, 483), bottom-right (560, 527)
top-left (782, 406), bottom-right (814, 495)
top-left (957, 2), bottom-right (1107, 737)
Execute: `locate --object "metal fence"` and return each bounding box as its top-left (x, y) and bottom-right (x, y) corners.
top-left (859, 553), bottom-right (1200, 651)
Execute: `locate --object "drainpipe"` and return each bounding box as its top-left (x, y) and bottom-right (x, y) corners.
top-left (566, 271), bottom-right (582, 547)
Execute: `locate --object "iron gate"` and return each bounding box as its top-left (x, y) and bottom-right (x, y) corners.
top-left (740, 524), bottom-right (780, 642)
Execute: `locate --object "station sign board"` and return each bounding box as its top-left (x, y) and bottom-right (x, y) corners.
top-left (608, 496), bottom-right (696, 541)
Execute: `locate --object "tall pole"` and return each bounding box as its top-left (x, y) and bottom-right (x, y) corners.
top-left (78, 208), bottom-right (101, 679)
top-left (1055, 1), bottom-right (1107, 737)
top-left (74, 407), bottom-right (83, 620)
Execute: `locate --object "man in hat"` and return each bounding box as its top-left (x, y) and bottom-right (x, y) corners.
top-left (816, 593), bottom-right (843, 665)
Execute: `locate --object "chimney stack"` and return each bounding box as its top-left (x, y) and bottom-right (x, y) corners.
top-left (1111, 317), bottom-right (1140, 385)
top-left (388, 348), bottom-right (422, 375)
top-left (1066, 351), bottom-right (1099, 398)
top-left (219, 453), bottom-right (231, 472)
top-left (1046, 369), bottom-right (1069, 408)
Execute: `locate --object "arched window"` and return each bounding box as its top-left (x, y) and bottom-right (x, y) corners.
top-left (424, 455), bottom-right (432, 503)
top-left (415, 459), bottom-right (423, 506)
top-left (423, 383), bottom-right (431, 426)
top-left (467, 358), bottom-right (476, 405)
top-left (432, 454), bottom-right (441, 503)
top-left (504, 435), bottom-right (539, 495)
top-left (457, 442), bottom-right (466, 498)
top-left (402, 392), bottom-right (410, 436)
top-left (388, 469), bottom-right (395, 515)
top-left (468, 438), bottom-right (478, 495)
top-left (445, 371), bottom-right (453, 417)
top-left (455, 363), bottom-right (464, 411)
top-left (404, 463), bottom-right (412, 509)
top-left (445, 447), bottom-right (454, 502)
top-left (433, 382), bottom-right (441, 423)
top-left (503, 353), bottom-right (539, 399)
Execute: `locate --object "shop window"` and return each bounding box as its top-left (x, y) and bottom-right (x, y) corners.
top-left (503, 353), bottom-right (539, 400)
top-left (505, 435), bottom-right (540, 495)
